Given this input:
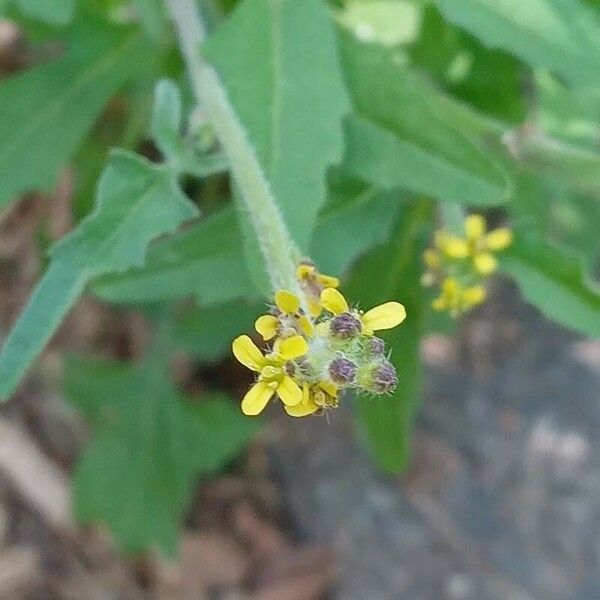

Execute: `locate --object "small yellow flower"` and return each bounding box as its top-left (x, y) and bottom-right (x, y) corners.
top-left (254, 289), bottom-right (313, 341)
top-left (319, 288), bottom-right (406, 335)
top-left (464, 214), bottom-right (512, 275)
top-left (432, 277), bottom-right (486, 315)
top-left (296, 263), bottom-right (340, 317)
top-left (232, 334), bottom-right (308, 416)
top-left (284, 381), bottom-right (339, 417)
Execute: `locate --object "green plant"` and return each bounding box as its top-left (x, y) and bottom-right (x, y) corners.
top-left (0, 0), bottom-right (599, 554)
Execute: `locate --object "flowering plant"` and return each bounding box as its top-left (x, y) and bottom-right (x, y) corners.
top-left (0, 0), bottom-right (598, 555)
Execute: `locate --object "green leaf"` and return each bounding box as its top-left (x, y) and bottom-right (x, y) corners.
top-left (151, 79), bottom-right (183, 160)
top-left (92, 175), bottom-right (404, 305)
top-left (340, 32), bottom-right (509, 206)
top-left (311, 174), bottom-right (402, 276)
top-left (14, 0), bottom-right (74, 24)
top-left (204, 0), bottom-right (351, 251)
top-left (132, 0), bottom-right (169, 41)
top-left (499, 234), bottom-right (600, 338)
top-left (92, 206), bottom-right (255, 305)
top-left (65, 356), bottom-right (257, 555)
top-left (0, 151), bottom-right (198, 400)
top-left (0, 23), bottom-right (148, 208)
top-left (504, 128), bottom-right (600, 196)
top-left (345, 202), bottom-right (430, 473)
top-left (433, 0), bottom-right (600, 86)
top-left (174, 300), bottom-right (265, 362)
top-left (335, 0), bottom-right (423, 47)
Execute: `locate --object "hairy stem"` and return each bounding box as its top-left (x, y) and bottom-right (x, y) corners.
top-left (165, 0), bottom-right (303, 297)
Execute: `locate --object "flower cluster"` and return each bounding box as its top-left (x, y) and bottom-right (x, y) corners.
top-left (423, 214), bottom-right (512, 316)
top-left (232, 264), bottom-right (406, 417)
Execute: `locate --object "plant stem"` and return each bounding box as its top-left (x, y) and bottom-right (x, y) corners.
top-left (164, 0), bottom-right (303, 297)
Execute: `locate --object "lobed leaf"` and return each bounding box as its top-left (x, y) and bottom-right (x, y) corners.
top-left (499, 235), bottom-right (600, 338)
top-left (0, 23), bottom-right (148, 208)
top-left (65, 356), bottom-right (257, 555)
top-left (339, 32), bottom-right (509, 206)
top-left (0, 151), bottom-right (198, 400)
top-left (204, 0), bottom-right (351, 251)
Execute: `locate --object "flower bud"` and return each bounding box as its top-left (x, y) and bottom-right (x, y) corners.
top-left (370, 360), bottom-right (397, 394)
top-left (368, 337), bottom-right (385, 357)
top-left (330, 312), bottom-right (361, 339)
top-left (328, 357), bottom-right (357, 384)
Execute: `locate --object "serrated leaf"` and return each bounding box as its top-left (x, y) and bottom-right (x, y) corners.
top-left (340, 32), bottom-right (509, 206)
top-left (0, 151), bottom-right (198, 399)
top-left (204, 0), bottom-right (351, 251)
top-left (65, 356), bottom-right (257, 555)
top-left (0, 23), bottom-right (148, 208)
top-left (434, 0), bottom-right (600, 86)
top-left (14, 0), bottom-right (74, 24)
top-left (345, 202), bottom-right (430, 473)
top-left (499, 235), bottom-right (600, 338)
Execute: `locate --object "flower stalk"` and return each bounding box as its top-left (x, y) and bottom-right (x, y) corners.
top-left (164, 0), bottom-right (303, 296)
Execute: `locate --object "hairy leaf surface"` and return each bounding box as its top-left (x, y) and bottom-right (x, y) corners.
top-left (204, 0), bottom-right (351, 251)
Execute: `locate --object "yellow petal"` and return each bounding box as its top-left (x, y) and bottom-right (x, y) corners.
top-left (462, 285), bottom-right (486, 308)
top-left (275, 289), bottom-right (300, 314)
top-left (485, 228), bottom-right (512, 251)
top-left (474, 252), bottom-right (497, 275)
top-left (465, 214), bottom-right (486, 241)
top-left (442, 236), bottom-right (469, 259)
top-left (318, 381), bottom-right (338, 397)
top-left (255, 315), bottom-right (279, 341)
top-left (232, 335), bottom-right (264, 371)
top-left (423, 249), bottom-right (440, 269)
top-left (432, 296), bottom-right (447, 312)
top-left (241, 381), bottom-right (274, 416)
top-left (320, 287), bottom-right (348, 315)
top-left (276, 335), bottom-right (308, 360)
top-left (277, 376), bottom-right (303, 406)
top-left (317, 274), bottom-right (340, 288)
top-left (296, 264), bottom-right (315, 280)
top-left (284, 399), bottom-right (319, 417)
top-left (361, 302), bottom-right (407, 333)
top-left (308, 298), bottom-right (322, 318)
top-left (297, 315), bottom-right (314, 337)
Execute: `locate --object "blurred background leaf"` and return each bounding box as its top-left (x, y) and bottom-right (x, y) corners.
top-left (345, 200), bottom-right (430, 473)
top-left (339, 32), bottom-right (510, 206)
top-left (433, 0), bottom-right (600, 86)
top-left (500, 234), bottom-right (600, 338)
top-left (0, 151), bottom-right (197, 400)
top-left (0, 21), bottom-right (150, 208)
top-left (65, 352), bottom-right (257, 554)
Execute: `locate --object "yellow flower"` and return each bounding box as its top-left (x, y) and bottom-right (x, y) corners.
top-left (254, 289), bottom-right (313, 341)
top-left (284, 381), bottom-right (339, 417)
top-left (296, 263), bottom-right (340, 317)
top-left (319, 288), bottom-right (406, 335)
top-left (432, 277), bottom-right (486, 315)
top-left (232, 334), bottom-right (308, 415)
top-left (464, 215), bottom-right (512, 275)
top-left (432, 215), bottom-right (512, 276)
